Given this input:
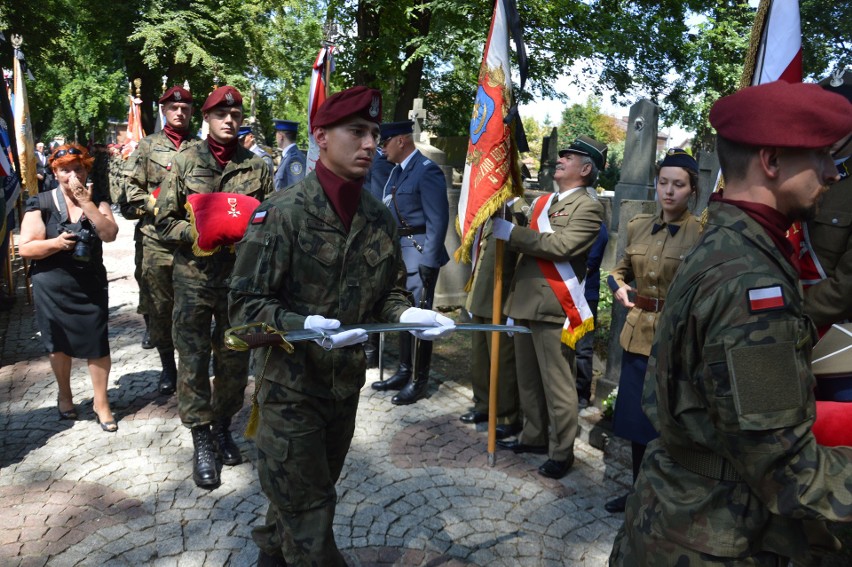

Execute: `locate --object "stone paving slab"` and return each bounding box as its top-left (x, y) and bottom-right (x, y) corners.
top-left (0, 215), bottom-right (631, 566)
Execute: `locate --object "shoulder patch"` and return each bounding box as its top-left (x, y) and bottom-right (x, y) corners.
top-left (251, 210), bottom-right (268, 225)
top-left (290, 162), bottom-right (303, 175)
top-left (747, 285), bottom-right (786, 313)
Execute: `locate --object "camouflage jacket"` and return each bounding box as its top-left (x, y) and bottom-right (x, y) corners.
top-left (228, 171), bottom-right (411, 400)
top-left (124, 131), bottom-right (196, 242)
top-left (633, 200), bottom-right (852, 560)
top-left (155, 141), bottom-right (273, 287)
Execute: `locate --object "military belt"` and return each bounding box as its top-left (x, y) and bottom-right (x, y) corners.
top-left (634, 294), bottom-right (665, 313)
top-left (397, 225), bottom-right (426, 237)
top-left (667, 445), bottom-right (744, 482)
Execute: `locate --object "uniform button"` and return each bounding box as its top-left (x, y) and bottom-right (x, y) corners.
top-left (652, 255), bottom-right (658, 260)
top-left (649, 285), bottom-right (656, 289)
top-left (656, 240), bottom-right (663, 246)
top-left (647, 315), bottom-right (653, 321)
top-left (833, 218), bottom-right (839, 224)
top-left (649, 271), bottom-right (655, 277)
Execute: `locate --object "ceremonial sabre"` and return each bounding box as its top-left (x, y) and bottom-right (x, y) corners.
top-left (224, 321), bottom-right (530, 352)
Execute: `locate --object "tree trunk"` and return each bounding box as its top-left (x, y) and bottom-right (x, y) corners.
top-left (393, 6), bottom-right (432, 121)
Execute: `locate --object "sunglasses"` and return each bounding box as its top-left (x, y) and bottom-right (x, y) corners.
top-left (52, 148), bottom-right (83, 160)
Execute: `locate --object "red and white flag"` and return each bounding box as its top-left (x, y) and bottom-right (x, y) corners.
top-left (306, 46), bottom-right (334, 174)
top-left (12, 42), bottom-right (37, 197)
top-left (121, 91), bottom-right (146, 160)
top-left (750, 0), bottom-right (802, 85)
top-left (455, 0), bottom-right (524, 264)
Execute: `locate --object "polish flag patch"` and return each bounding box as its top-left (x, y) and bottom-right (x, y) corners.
top-left (747, 285), bottom-right (786, 313)
top-left (251, 210), bottom-right (268, 225)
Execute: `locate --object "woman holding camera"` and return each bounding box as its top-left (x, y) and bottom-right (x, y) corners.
top-left (19, 143), bottom-right (119, 432)
top-left (604, 149), bottom-right (702, 513)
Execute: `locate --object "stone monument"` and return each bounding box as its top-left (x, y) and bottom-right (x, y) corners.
top-left (611, 99), bottom-right (660, 231)
top-left (537, 127), bottom-right (559, 192)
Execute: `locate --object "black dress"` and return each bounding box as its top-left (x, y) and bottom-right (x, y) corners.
top-left (26, 189), bottom-right (110, 358)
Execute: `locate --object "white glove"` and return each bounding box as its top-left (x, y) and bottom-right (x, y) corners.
top-left (492, 218), bottom-right (514, 241)
top-left (400, 307), bottom-right (456, 340)
top-left (506, 316), bottom-right (515, 337)
top-left (304, 315), bottom-right (368, 350)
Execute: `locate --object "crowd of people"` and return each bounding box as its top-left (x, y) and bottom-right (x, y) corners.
top-left (9, 68), bottom-right (852, 565)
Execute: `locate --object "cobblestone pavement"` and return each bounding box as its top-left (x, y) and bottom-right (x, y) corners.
top-left (0, 214), bottom-right (631, 566)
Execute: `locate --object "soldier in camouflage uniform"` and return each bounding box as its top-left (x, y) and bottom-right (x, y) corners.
top-left (229, 86), bottom-right (453, 567)
top-left (610, 81), bottom-right (852, 565)
top-left (124, 86), bottom-right (196, 395)
top-left (156, 86), bottom-right (273, 488)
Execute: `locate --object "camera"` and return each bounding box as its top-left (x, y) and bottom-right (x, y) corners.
top-left (61, 227), bottom-right (94, 262)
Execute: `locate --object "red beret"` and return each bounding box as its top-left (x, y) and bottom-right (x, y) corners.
top-left (159, 86), bottom-right (193, 105)
top-left (312, 86), bottom-right (382, 130)
top-left (201, 86), bottom-right (243, 113)
top-left (710, 81), bottom-right (852, 148)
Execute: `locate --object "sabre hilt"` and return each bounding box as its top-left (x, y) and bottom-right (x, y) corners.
top-left (224, 322), bottom-right (295, 354)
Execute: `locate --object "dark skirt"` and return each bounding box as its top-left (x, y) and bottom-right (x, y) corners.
top-left (612, 350), bottom-right (659, 445)
top-left (32, 265), bottom-right (109, 359)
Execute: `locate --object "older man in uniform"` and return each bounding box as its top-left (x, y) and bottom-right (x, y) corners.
top-left (124, 85), bottom-right (195, 395)
top-left (238, 125), bottom-right (274, 175)
top-left (494, 136), bottom-right (606, 480)
top-left (272, 119), bottom-right (305, 191)
top-left (370, 120), bottom-right (450, 405)
top-left (229, 87), bottom-right (454, 566)
top-left (801, 70), bottom-right (852, 335)
top-left (610, 81), bottom-right (852, 566)
top-left (156, 86), bottom-right (273, 488)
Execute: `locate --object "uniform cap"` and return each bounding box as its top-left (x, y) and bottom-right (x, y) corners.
top-left (273, 119), bottom-right (299, 133)
top-left (201, 86), bottom-right (243, 113)
top-left (237, 126), bottom-right (253, 138)
top-left (159, 86), bottom-right (193, 105)
top-left (659, 148), bottom-right (698, 172)
top-left (380, 120), bottom-right (414, 144)
top-left (559, 135), bottom-right (608, 171)
top-left (819, 68), bottom-right (852, 104)
top-left (312, 86), bottom-right (382, 130)
top-left (709, 80), bottom-right (852, 148)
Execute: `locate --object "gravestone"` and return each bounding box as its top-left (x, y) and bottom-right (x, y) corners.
top-left (538, 127), bottom-right (559, 192)
top-left (408, 98), bottom-right (470, 308)
top-left (611, 99), bottom-right (660, 231)
top-left (696, 150), bottom-right (720, 215)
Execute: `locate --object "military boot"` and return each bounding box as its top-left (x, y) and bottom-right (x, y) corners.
top-left (191, 425), bottom-right (220, 487)
top-left (141, 315), bottom-right (154, 349)
top-left (371, 332), bottom-right (411, 391)
top-left (211, 417), bottom-right (242, 466)
top-left (158, 349), bottom-right (177, 395)
top-left (392, 340), bottom-right (432, 405)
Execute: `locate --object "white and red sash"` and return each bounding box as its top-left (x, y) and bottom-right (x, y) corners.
top-left (529, 193), bottom-right (594, 348)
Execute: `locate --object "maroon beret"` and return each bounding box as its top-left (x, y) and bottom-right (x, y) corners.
top-left (159, 86), bottom-right (193, 105)
top-left (710, 81), bottom-right (852, 148)
top-left (312, 86), bottom-right (382, 130)
top-left (201, 86), bottom-right (243, 113)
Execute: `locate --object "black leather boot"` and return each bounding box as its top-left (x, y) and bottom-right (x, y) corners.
top-left (211, 418), bottom-right (242, 466)
top-left (191, 425), bottom-right (220, 487)
top-left (371, 332), bottom-right (411, 391)
top-left (392, 341), bottom-right (432, 405)
top-left (141, 315), bottom-right (154, 349)
top-left (158, 349), bottom-right (177, 395)
top-left (364, 334), bottom-right (379, 369)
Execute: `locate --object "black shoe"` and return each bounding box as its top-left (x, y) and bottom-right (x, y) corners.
top-left (538, 457), bottom-right (574, 479)
top-left (95, 413), bottom-right (118, 433)
top-left (605, 493), bottom-right (628, 513)
top-left (365, 352), bottom-right (379, 369)
top-left (158, 367), bottom-right (177, 395)
top-left (371, 368), bottom-right (410, 391)
top-left (392, 376), bottom-right (429, 405)
top-left (141, 329), bottom-right (154, 349)
top-left (257, 549), bottom-right (288, 567)
top-left (57, 403), bottom-right (78, 421)
top-left (495, 423), bottom-right (522, 439)
top-left (191, 425), bottom-right (220, 487)
top-left (460, 410), bottom-right (487, 424)
top-left (495, 439), bottom-right (548, 454)
top-left (211, 419), bottom-right (242, 466)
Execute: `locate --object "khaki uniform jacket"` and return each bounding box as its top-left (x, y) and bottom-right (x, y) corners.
top-left (610, 210), bottom-right (700, 356)
top-left (804, 174), bottom-right (852, 327)
top-left (228, 172), bottom-right (411, 400)
top-left (155, 141), bottom-right (273, 287)
top-left (124, 130), bottom-right (196, 242)
top-left (504, 188), bottom-right (604, 323)
top-left (624, 200), bottom-right (852, 562)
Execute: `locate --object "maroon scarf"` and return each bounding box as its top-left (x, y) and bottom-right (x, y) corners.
top-left (315, 159), bottom-right (363, 231)
top-left (206, 136), bottom-right (238, 169)
top-left (163, 124), bottom-right (189, 150)
top-left (710, 193), bottom-right (795, 268)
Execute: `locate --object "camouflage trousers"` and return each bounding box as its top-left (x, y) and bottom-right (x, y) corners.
top-left (172, 280), bottom-right (249, 427)
top-left (251, 380), bottom-right (358, 566)
top-left (141, 235), bottom-right (175, 351)
top-left (134, 223), bottom-right (149, 316)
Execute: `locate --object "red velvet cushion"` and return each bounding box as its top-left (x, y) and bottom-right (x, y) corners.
top-left (813, 401), bottom-right (852, 447)
top-left (185, 193), bottom-right (260, 255)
